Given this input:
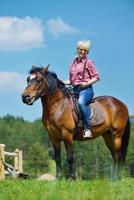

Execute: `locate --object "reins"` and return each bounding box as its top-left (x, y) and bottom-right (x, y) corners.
top-left (39, 71), bottom-right (73, 97)
top-left (40, 85), bottom-right (73, 97)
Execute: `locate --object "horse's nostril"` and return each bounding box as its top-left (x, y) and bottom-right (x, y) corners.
top-left (22, 95), bottom-right (30, 103)
top-left (21, 95), bottom-right (26, 103)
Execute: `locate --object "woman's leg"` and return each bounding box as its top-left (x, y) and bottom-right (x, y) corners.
top-left (78, 87), bottom-right (94, 129)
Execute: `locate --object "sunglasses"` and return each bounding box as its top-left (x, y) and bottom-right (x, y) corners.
top-left (78, 48), bottom-right (88, 53)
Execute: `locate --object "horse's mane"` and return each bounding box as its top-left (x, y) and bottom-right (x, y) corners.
top-left (29, 66), bottom-right (70, 97)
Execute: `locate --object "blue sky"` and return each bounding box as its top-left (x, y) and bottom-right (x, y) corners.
top-left (0, 0), bottom-right (134, 121)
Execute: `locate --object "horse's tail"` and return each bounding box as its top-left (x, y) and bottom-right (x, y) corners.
top-left (120, 118), bottom-right (130, 165)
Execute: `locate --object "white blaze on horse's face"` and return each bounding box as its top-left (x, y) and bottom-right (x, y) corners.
top-left (30, 74), bottom-right (36, 80)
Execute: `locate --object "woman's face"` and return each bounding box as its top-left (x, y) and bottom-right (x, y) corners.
top-left (77, 46), bottom-right (88, 58)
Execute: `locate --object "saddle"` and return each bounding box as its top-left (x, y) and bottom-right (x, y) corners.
top-left (70, 96), bottom-right (105, 127)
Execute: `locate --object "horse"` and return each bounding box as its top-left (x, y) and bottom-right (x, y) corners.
top-left (21, 65), bottom-right (130, 179)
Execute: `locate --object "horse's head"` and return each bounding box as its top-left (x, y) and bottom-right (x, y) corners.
top-left (21, 65), bottom-right (49, 105)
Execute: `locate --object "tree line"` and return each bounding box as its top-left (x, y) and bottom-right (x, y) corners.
top-left (0, 114), bottom-right (134, 179)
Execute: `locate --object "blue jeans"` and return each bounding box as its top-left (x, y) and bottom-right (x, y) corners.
top-left (73, 85), bottom-right (94, 129)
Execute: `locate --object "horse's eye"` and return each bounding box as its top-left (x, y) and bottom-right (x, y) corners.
top-left (36, 79), bottom-right (41, 83)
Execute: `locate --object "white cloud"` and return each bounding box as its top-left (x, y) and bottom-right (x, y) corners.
top-left (0, 16), bottom-right (44, 51)
top-left (46, 17), bottom-right (80, 37)
top-left (0, 16), bottom-right (80, 51)
top-left (0, 71), bottom-right (27, 92)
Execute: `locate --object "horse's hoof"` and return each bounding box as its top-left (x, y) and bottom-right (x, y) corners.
top-left (67, 175), bottom-right (76, 181)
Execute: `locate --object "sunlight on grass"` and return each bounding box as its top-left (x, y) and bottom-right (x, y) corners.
top-left (0, 178), bottom-right (134, 200)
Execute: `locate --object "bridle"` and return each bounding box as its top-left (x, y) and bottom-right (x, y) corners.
top-left (28, 71), bottom-right (72, 97)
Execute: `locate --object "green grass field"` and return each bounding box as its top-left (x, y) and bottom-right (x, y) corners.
top-left (0, 178), bottom-right (134, 200)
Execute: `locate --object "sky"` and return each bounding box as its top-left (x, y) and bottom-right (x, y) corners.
top-left (0, 0), bottom-right (134, 121)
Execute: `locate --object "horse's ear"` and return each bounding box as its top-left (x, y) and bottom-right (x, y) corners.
top-left (32, 65), bottom-right (36, 69)
top-left (42, 64), bottom-right (50, 73)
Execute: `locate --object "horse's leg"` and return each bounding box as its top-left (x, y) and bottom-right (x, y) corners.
top-left (103, 131), bottom-right (115, 177)
top-left (113, 118), bottom-right (130, 179)
top-left (103, 130), bottom-right (123, 179)
top-left (112, 130), bottom-right (124, 180)
top-left (64, 142), bottom-right (75, 180)
top-left (64, 140), bottom-right (75, 180)
top-left (53, 142), bottom-right (62, 179)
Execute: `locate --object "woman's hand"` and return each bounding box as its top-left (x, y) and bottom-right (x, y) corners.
top-left (63, 80), bottom-right (70, 84)
top-left (79, 82), bottom-right (89, 88)
top-left (80, 78), bottom-right (99, 88)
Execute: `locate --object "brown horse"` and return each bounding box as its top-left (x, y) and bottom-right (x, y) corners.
top-left (21, 66), bottom-right (130, 179)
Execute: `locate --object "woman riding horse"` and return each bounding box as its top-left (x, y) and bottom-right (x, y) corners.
top-left (64, 40), bottom-right (100, 138)
top-left (22, 65), bottom-right (130, 180)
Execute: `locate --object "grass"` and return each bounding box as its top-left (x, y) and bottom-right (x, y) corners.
top-left (0, 178), bottom-right (134, 200)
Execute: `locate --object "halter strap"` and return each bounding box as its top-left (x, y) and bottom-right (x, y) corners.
top-left (37, 71), bottom-right (71, 97)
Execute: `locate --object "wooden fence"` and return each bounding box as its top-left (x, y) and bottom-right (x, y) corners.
top-left (0, 144), bottom-right (23, 180)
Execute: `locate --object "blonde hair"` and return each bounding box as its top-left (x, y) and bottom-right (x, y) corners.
top-left (76, 40), bottom-right (91, 53)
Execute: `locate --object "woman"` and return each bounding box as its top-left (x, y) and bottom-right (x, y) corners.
top-left (65, 40), bottom-right (100, 138)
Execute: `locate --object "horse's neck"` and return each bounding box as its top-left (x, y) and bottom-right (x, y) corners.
top-left (41, 91), bottom-right (66, 116)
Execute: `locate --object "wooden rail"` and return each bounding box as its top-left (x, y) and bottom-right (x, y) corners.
top-left (0, 144), bottom-right (23, 180)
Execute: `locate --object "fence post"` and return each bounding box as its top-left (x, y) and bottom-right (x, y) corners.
top-left (0, 144), bottom-right (5, 180)
top-left (18, 150), bottom-right (23, 173)
top-left (14, 149), bottom-right (23, 173)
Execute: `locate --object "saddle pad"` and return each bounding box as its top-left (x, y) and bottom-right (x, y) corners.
top-left (90, 101), bottom-right (105, 126)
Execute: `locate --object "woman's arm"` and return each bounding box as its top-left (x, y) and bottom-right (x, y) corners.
top-left (80, 77), bottom-right (99, 88)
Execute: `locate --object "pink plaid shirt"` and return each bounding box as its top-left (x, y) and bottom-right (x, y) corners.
top-left (69, 57), bottom-right (100, 85)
